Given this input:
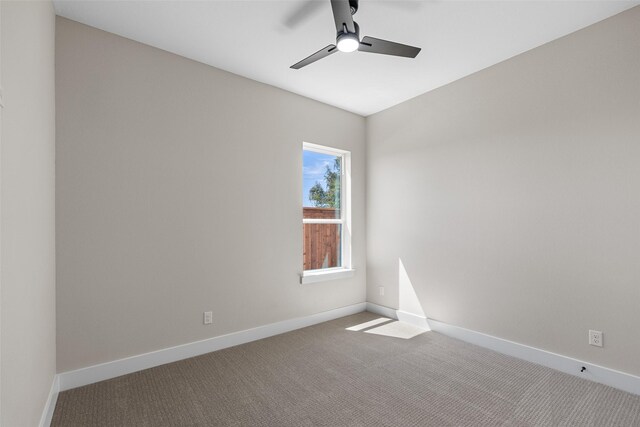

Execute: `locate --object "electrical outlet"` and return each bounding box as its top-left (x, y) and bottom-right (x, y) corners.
top-left (203, 311), bottom-right (213, 325)
top-left (379, 286), bottom-right (385, 296)
top-left (589, 330), bottom-right (603, 347)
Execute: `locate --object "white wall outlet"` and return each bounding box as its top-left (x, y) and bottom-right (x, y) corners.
top-left (379, 286), bottom-right (385, 296)
top-left (589, 330), bottom-right (603, 347)
top-left (203, 311), bottom-right (213, 325)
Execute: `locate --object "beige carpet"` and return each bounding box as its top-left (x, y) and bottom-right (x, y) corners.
top-left (52, 312), bottom-right (640, 426)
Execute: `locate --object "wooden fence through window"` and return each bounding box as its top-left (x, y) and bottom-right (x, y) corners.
top-left (303, 207), bottom-right (341, 270)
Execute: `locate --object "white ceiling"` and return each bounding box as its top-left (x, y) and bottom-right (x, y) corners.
top-left (53, 0), bottom-right (639, 116)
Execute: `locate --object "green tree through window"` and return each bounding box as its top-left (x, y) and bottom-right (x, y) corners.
top-left (308, 158), bottom-right (341, 208)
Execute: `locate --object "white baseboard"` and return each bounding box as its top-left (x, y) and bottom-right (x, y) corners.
top-left (427, 318), bottom-right (640, 396)
top-left (58, 302), bottom-right (366, 391)
top-left (366, 303), bottom-right (430, 330)
top-left (39, 374), bottom-right (60, 427)
top-left (396, 310), bottom-right (430, 331)
top-left (365, 302), bottom-right (640, 396)
top-left (365, 302), bottom-right (398, 319)
top-left (55, 301), bottom-right (640, 399)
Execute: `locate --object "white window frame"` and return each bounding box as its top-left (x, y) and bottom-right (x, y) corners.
top-left (301, 142), bottom-right (354, 284)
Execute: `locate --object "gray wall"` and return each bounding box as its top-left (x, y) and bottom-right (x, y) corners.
top-left (1, 1), bottom-right (57, 426)
top-left (55, 18), bottom-right (366, 373)
top-left (366, 7), bottom-right (640, 376)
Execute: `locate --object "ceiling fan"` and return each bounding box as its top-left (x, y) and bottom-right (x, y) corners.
top-left (290, 0), bottom-right (421, 69)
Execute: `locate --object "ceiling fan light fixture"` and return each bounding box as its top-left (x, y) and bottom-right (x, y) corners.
top-left (337, 33), bottom-right (359, 52)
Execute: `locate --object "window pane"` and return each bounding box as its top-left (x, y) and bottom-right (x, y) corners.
top-left (303, 224), bottom-right (342, 271)
top-left (303, 150), bottom-right (341, 219)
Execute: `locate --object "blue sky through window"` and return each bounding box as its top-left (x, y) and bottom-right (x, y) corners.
top-left (303, 150), bottom-right (337, 207)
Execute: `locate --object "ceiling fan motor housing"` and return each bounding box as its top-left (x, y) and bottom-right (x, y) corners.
top-left (338, 21), bottom-right (359, 39)
top-left (349, 0), bottom-right (359, 15)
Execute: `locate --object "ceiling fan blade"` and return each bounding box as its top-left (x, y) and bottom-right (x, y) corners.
top-left (283, 1), bottom-right (324, 29)
top-left (330, 0), bottom-right (356, 33)
top-left (291, 45), bottom-right (338, 69)
top-left (358, 36), bottom-right (421, 58)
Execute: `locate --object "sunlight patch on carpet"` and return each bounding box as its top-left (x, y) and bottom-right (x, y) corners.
top-left (365, 321), bottom-right (427, 339)
top-left (345, 317), bottom-right (393, 331)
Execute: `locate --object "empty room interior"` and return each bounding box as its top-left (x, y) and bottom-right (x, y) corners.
top-left (2, 0), bottom-right (640, 426)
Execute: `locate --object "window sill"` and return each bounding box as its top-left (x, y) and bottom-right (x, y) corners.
top-left (300, 268), bottom-right (355, 285)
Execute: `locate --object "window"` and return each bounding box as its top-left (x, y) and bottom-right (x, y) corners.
top-left (301, 142), bottom-right (354, 284)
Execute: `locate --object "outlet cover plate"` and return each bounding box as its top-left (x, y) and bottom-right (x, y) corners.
top-left (204, 311), bottom-right (213, 325)
top-left (589, 330), bottom-right (603, 347)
